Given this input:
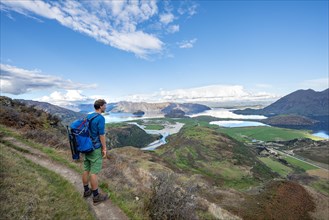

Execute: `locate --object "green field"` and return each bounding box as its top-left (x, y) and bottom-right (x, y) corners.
top-left (283, 156), bottom-right (319, 171)
top-left (144, 124), bottom-right (165, 130)
top-left (132, 118), bottom-right (176, 125)
top-left (218, 126), bottom-right (319, 142)
top-left (259, 157), bottom-right (293, 177)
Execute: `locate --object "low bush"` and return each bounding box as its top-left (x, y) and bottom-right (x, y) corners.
top-left (22, 129), bottom-right (68, 149)
top-left (145, 173), bottom-right (198, 220)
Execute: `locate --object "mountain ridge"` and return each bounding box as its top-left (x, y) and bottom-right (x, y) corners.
top-left (78, 101), bottom-right (211, 117)
top-left (15, 98), bottom-right (86, 125)
top-left (234, 88), bottom-right (329, 117)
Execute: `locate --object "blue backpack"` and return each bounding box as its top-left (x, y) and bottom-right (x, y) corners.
top-left (67, 114), bottom-right (100, 160)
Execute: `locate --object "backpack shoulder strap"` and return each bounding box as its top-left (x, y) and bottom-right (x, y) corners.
top-left (88, 113), bottom-right (100, 122)
top-left (87, 113), bottom-right (101, 131)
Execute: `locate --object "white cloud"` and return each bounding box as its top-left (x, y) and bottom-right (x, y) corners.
top-left (110, 31), bottom-right (163, 58)
top-left (113, 85), bottom-right (278, 103)
top-left (168, 25), bottom-right (179, 33)
top-left (0, 63), bottom-right (96, 95)
top-left (38, 90), bottom-right (93, 111)
top-left (178, 2), bottom-right (198, 17)
top-left (1, 0), bottom-right (194, 58)
top-left (160, 13), bottom-right (174, 24)
top-left (178, 38), bottom-right (197, 49)
top-left (299, 78), bottom-right (329, 91)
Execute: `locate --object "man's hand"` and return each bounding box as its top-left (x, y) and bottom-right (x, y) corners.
top-left (102, 148), bottom-right (107, 158)
top-left (99, 135), bottom-right (106, 158)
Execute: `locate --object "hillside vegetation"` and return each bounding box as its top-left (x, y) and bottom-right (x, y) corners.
top-left (0, 139), bottom-right (94, 220)
top-left (107, 124), bottom-right (160, 149)
top-left (16, 98), bottom-right (86, 125)
top-left (156, 125), bottom-right (276, 190)
top-left (0, 96), bottom-right (68, 149)
top-left (102, 122), bottom-right (325, 219)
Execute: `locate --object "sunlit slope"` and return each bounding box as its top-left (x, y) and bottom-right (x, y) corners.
top-left (156, 125), bottom-right (276, 190)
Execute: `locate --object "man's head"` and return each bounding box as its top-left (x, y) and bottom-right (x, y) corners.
top-left (94, 99), bottom-right (107, 113)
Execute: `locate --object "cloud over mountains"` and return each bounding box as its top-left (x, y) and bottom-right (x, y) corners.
top-left (31, 85), bottom-right (277, 111)
top-left (38, 90), bottom-right (93, 112)
top-left (113, 85), bottom-right (278, 103)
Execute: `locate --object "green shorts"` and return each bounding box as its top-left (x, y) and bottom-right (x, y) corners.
top-left (83, 148), bottom-right (103, 174)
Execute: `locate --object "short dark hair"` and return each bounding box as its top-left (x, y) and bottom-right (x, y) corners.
top-left (94, 99), bottom-right (107, 110)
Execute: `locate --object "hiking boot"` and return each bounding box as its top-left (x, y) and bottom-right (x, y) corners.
top-left (83, 189), bottom-right (92, 198)
top-left (93, 193), bottom-right (108, 205)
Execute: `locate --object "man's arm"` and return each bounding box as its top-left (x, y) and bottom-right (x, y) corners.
top-left (99, 134), bottom-right (107, 158)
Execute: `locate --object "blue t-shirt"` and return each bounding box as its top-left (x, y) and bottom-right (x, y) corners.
top-left (87, 113), bottom-right (105, 149)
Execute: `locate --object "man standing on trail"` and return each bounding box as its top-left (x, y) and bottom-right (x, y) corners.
top-left (82, 99), bottom-right (108, 205)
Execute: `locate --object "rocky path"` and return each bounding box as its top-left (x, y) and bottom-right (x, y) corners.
top-left (4, 137), bottom-right (128, 220)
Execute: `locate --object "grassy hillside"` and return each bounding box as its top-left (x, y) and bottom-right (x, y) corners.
top-left (16, 98), bottom-right (86, 125)
top-left (0, 143), bottom-right (94, 220)
top-left (0, 96), bottom-right (68, 149)
top-left (156, 125), bottom-right (276, 190)
top-left (107, 124), bottom-right (160, 148)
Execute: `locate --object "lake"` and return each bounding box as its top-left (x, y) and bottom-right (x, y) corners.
top-left (104, 107), bottom-right (267, 123)
top-left (103, 112), bottom-right (153, 123)
top-left (210, 120), bottom-right (269, 127)
top-left (188, 107), bottom-right (267, 119)
top-left (312, 131), bottom-right (329, 139)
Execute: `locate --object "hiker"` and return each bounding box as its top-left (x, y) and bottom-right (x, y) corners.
top-left (82, 99), bottom-right (108, 205)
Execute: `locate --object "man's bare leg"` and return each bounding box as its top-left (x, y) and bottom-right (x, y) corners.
top-left (82, 171), bottom-right (90, 185)
top-left (90, 174), bottom-right (98, 190)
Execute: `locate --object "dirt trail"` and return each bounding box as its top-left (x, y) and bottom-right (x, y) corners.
top-left (4, 137), bottom-right (128, 220)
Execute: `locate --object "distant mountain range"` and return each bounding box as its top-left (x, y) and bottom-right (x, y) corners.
top-left (4, 88), bottom-right (328, 129)
top-left (234, 88), bottom-right (329, 132)
top-left (4, 97), bottom-right (210, 123)
top-left (78, 103), bottom-right (117, 113)
top-left (234, 88), bottom-right (329, 117)
top-left (78, 101), bottom-right (211, 117)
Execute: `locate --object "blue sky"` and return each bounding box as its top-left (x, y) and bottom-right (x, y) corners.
top-left (1, 0), bottom-right (328, 109)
